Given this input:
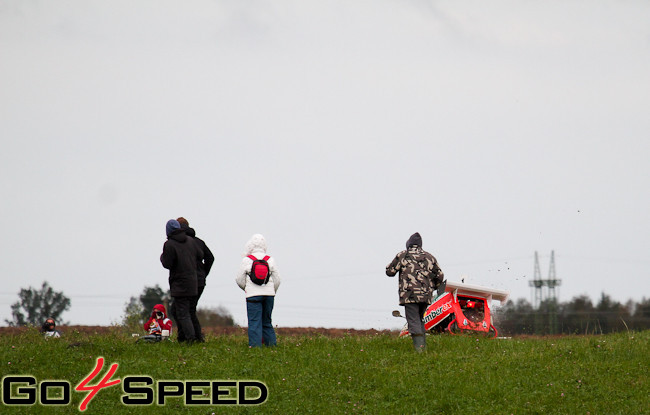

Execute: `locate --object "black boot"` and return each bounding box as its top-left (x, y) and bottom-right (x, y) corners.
top-left (411, 334), bottom-right (426, 352)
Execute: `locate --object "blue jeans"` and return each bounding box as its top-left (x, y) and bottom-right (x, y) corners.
top-left (246, 296), bottom-right (277, 347)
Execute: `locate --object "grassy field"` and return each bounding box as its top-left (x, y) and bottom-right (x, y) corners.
top-left (0, 328), bottom-right (647, 414)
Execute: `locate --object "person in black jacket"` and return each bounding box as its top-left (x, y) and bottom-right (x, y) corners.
top-left (160, 219), bottom-right (204, 343)
top-left (177, 217), bottom-right (214, 342)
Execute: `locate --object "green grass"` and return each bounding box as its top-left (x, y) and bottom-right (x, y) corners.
top-left (0, 328), bottom-right (648, 414)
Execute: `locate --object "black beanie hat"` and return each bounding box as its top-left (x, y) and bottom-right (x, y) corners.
top-left (406, 232), bottom-right (422, 249)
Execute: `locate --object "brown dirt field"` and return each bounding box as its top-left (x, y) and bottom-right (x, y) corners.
top-left (0, 325), bottom-right (398, 338)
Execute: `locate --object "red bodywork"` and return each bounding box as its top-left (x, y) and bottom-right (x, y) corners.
top-left (398, 281), bottom-right (508, 338)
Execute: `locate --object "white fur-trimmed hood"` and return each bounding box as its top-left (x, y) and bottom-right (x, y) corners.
top-left (236, 234), bottom-right (281, 297)
top-left (244, 234), bottom-right (268, 256)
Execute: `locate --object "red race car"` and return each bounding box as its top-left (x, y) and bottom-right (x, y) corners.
top-left (396, 280), bottom-right (509, 338)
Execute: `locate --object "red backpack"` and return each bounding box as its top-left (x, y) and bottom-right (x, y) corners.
top-left (247, 255), bottom-right (271, 285)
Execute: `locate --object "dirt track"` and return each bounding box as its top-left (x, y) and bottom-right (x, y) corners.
top-left (0, 326), bottom-right (398, 338)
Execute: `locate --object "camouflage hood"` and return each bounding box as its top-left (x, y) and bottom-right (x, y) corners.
top-left (406, 232), bottom-right (422, 249)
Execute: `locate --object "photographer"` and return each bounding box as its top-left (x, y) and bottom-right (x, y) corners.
top-left (144, 304), bottom-right (173, 337)
top-left (41, 318), bottom-right (62, 338)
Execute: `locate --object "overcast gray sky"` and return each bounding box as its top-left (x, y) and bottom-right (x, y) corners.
top-left (1, 1), bottom-right (649, 329)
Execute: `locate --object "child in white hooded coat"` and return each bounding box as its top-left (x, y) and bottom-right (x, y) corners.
top-left (236, 234), bottom-right (281, 347)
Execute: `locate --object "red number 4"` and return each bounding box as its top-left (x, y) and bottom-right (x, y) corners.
top-left (75, 357), bottom-right (121, 411)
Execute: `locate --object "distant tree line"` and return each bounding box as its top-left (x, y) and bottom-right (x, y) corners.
top-left (3, 282), bottom-right (235, 330)
top-left (5, 281), bottom-right (70, 326)
top-left (494, 293), bottom-right (650, 335)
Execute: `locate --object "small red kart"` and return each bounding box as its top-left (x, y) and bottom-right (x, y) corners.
top-left (396, 280), bottom-right (509, 338)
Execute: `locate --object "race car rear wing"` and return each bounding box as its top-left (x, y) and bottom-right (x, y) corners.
top-left (444, 280), bottom-right (509, 305)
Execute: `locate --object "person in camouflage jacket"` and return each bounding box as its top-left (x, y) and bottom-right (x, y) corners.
top-left (386, 232), bottom-right (443, 351)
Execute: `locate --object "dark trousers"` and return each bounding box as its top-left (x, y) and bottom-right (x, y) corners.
top-left (171, 296), bottom-right (196, 342)
top-left (246, 296), bottom-right (276, 347)
top-left (404, 303), bottom-right (427, 336)
top-left (189, 285), bottom-right (205, 341)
